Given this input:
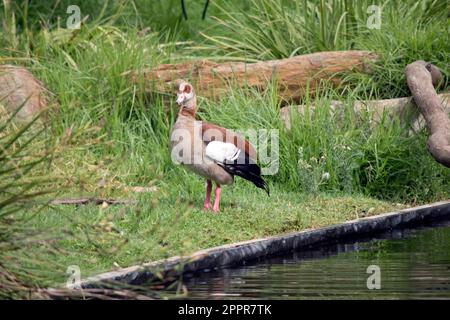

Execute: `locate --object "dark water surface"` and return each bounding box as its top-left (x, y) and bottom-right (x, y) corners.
top-left (180, 220), bottom-right (450, 299)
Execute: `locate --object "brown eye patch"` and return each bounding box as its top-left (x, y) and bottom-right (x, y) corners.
top-left (184, 85), bottom-right (191, 94)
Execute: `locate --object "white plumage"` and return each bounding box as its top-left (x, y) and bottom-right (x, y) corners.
top-left (205, 141), bottom-right (241, 163)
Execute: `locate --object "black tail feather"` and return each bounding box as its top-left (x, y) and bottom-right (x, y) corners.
top-left (220, 151), bottom-right (270, 196)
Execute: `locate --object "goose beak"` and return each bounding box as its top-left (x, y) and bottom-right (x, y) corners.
top-left (176, 93), bottom-right (185, 106)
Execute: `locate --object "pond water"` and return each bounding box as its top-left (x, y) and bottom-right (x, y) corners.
top-left (179, 219), bottom-right (450, 299)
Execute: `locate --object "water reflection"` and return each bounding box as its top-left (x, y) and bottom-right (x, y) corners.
top-left (180, 219), bottom-right (450, 299)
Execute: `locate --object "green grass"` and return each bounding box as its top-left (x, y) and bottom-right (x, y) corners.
top-left (28, 190), bottom-right (406, 280)
top-left (0, 0), bottom-right (449, 290)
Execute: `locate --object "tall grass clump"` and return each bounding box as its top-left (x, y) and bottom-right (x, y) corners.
top-left (346, 1), bottom-right (449, 99)
top-left (198, 83), bottom-right (450, 202)
top-left (0, 0), bottom-right (238, 45)
top-left (201, 0), bottom-right (448, 59)
top-left (0, 10), bottom-right (184, 296)
top-left (0, 104), bottom-right (57, 298)
top-left (10, 21), bottom-right (181, 192)
top-left (0, 106), bottom-right (178, 299)
top-left (200, 0), bottom-right (367, 60)
top-left (201, 0), bottom-right (449, 98)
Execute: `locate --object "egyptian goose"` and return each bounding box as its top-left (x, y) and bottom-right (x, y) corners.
top-left (170, 81), bottom-right (269, 212)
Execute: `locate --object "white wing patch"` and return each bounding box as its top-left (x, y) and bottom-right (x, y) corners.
top-left (205, 141), bottom-right (240, 163)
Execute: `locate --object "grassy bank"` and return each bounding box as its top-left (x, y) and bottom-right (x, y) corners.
top-left (1, 0), bottom-right (449, 290)
top-left (28, 192), bottom-right (406, 280)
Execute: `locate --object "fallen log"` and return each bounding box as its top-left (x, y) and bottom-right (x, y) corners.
top-left (280, 93), bottom-right (450, 131)
top-left (130, 51), bottom-right (378, 102)
top-left (50, 198), bottom-right (137, 206)
top-left (406, 61), bottom-right (450, 168)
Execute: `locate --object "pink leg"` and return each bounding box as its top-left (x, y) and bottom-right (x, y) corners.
top-left (212, 184), bottom-right (222, 213)
top-left (203, 180), bottom-right (212, 210)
